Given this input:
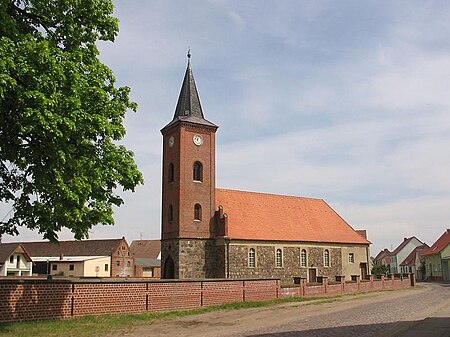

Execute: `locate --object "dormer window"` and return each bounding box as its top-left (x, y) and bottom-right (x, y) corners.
top-left (193, 161), bottom-right (203, 182)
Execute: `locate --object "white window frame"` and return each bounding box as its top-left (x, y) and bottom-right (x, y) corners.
top-left (248, 248), bottom-right (256, 268)
top-left (349, 253), bottom-right (355, 263)
top-left (276, 248), bottom-right (283, 268)
top-left (324, 249), bottom-right (330, 267)
top-left (301, 249), bottom-right (307, 267)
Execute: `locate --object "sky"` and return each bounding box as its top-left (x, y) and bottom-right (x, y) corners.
top-left (3, 0), bottom-right (450, 256)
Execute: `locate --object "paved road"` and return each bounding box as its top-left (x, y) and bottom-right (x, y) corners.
top-left (117, 283), bottom-right (450, 337)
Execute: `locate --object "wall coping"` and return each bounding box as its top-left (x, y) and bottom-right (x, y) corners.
top-left (0, 277), bottom-right (281, 285)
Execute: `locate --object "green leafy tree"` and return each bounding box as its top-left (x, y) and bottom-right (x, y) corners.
top-left (371, 263), bottom-right (389, 276)
top-left (0, 0), bottom-right (143, 241)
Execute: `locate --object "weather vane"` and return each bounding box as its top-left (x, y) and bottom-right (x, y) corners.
top-left (187, 47), bottom-right (191, 59)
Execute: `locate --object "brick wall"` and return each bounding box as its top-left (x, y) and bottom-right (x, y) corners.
top-left (0, 278), bottom-right (277, 323)
top-left (280, 274), bottom-right (414, 298)
top-left (0, 274), bottom-right (414, 323)
top-left (0, 280), bottom-right (72, 322)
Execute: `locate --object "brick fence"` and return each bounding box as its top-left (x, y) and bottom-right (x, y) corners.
top-left (0, 274), bottom-right (414, 323)
top-left (280, 274), bottom-right (414, 297)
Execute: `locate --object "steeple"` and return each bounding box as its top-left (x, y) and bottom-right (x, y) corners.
top-left (162, 52), bottom-right (217, 132)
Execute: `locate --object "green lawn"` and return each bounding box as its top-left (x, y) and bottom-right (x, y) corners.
top-left (0, 297), bottom-right (317, 337)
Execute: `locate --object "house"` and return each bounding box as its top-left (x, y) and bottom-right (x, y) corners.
top-left (159, 55), bottom-right (371, 284)
top-left (373, 248), bottom-right (391, 267)
top-left (389, 237), bottom-right (424, 274)
top-left (399, 244), bottom-right (429, 281)
top-left (423, 229), bottom-right (450, 282)
top-left (0, 243), bottom-right (33, 276)
top-left (130, 240), bottom-right (161, 278)
top-left (18, 237), bottom-right (134, 278)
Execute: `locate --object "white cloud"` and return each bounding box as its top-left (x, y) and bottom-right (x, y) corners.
top-left (4, 1), bottom-right (450, 255)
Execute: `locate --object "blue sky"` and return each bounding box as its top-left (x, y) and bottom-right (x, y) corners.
top-left (4, 0), bottom-right (450, 255)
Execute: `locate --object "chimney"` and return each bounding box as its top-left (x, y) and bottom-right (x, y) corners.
top-left (404, 237), bottom-right (408, 241)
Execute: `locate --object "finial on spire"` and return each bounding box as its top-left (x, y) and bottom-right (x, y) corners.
top-left (187, 47), bottom-right (191, 59)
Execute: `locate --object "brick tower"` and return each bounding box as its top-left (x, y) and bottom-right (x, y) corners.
top-left (160, 54), bottom-right (220, 279)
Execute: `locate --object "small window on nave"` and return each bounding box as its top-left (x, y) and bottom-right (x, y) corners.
top-left (324, 249), bottom-right (330, 267)
top-left (248, 248), bottom-right (255, 268)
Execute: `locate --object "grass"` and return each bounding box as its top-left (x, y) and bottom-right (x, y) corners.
top-left (0, 289), bottom-right (404, 337)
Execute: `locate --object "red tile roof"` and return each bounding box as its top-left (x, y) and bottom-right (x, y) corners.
top-left (374, 248), bottom-right (391, 262)
top-left (130, 240), bottom-right (161, 259)
top-left (400, 244), bottom-right (429, 266)
top-left (12, 238), bottom-right (127, 257)
top-left (392, 236), bottom-right (423, 255)
top-left (215, 188), bottom-right (370, 245)
top-left (424, 229), bottom-right (450, 256)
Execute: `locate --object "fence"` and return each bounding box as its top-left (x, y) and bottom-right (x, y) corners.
top-left (0, 274), bottom-right (414, 323)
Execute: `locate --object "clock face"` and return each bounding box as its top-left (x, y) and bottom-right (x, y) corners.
top-left (168, 136), bottom-right (174, 147)
top-left (193, 134), bottom-right (203, 146)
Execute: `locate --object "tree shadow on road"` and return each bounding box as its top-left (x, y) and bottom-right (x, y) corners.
top-left (249, 317), bottom-right (450, 337)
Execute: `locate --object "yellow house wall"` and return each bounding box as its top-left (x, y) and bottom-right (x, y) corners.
top-left (50, 262), bottom-right (84, 277)
top-left (341, 245), bottom-right (369, 278)
top-left (50, 257), bottom-right (111, 277)
top-left (83, 257), bottom-right (111, 277)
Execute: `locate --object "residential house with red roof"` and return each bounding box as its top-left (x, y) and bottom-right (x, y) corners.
top-left (0, 243), bottom-right (33, 276)
top-left (389, 237), bottom-right (424, 274)
top-left (159, 56), bottom-right (371, 284)
top-left (423, 229), bottom-right (450, 282)
top-left (130, 240), bottom-right (161, 278)
top-left (399, 244), bottom-right (429, 281)
top-left (15, 238), bottom-right (134, 278)
top-left (373, 248), bottom-right (391, 268)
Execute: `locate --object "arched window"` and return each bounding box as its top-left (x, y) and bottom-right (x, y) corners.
top-left (168, 204), bottom-right (173, 222)
top-left (194, 203), bottom-right (202, 221)
top-left (248, 248), bottom-right (255, 268)
top-left (276, 249), bottom-right (282, 268)
top-left (168, 163), bottom-right (174, 183)
top-left (301, 249), bottom-right (307, 267)
top-left (324, 249), bottom-right (330, 267)
top-left (193, 161), bottom-right (203, 181)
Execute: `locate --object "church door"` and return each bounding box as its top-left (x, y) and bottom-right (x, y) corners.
top-left (163, 256), bottom-right (175, 279)
top-left (308, 268), bottom-right (317, 283)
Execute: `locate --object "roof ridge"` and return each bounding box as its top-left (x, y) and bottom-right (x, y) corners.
top-left (216, 187), bottom-right (323, 201)
top-left (4, 238), bottom-right (124, 244)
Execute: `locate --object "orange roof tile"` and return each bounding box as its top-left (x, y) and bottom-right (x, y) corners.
top-left (424, 229), bottom-right (450, 256)
top-left (215, 188), bottom-right (370, 245)
top-left (399, 244), bottom-right (429, 266)
top-left (130, 240), bottom-right (161, 259)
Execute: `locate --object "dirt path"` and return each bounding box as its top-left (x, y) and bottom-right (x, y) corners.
top-left (109, 283), bottom-right (450, 337)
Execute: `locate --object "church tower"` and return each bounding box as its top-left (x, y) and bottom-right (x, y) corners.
top-left (160, 53), bottom-right (219, 279)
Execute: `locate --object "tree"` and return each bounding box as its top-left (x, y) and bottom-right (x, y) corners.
top-left (0, 0), bottom-right (143, 241)
top-left (371, 263), bottom-right (389, 276)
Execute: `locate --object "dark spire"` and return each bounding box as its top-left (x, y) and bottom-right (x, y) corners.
top-left (173, 51), bottom-right (204, 120)
top-left (162, 53), bottom-right (218, 132)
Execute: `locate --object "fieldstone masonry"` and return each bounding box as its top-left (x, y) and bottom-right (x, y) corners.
top-left (228, 245), bottom-right (343, 284)
top-left (162, 239), bottom-right (225, 279)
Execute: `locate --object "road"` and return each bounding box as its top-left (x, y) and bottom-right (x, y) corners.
top-left (114, 283), bottom-right (450, 337)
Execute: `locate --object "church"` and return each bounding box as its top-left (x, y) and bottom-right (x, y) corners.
top-left (160, 55), bottom-right (371, 284)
